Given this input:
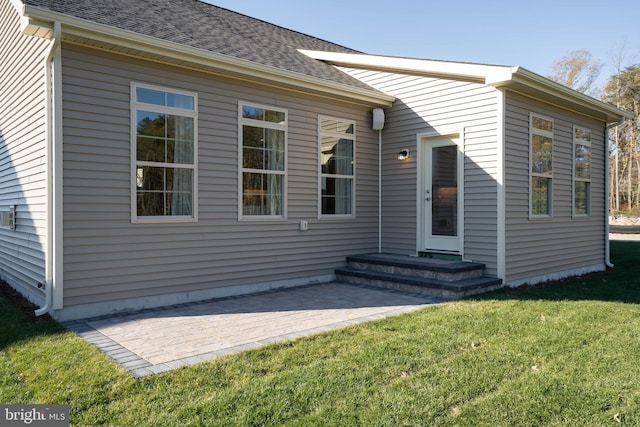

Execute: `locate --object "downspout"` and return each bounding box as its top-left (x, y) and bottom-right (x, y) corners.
top-left (372, 108), bottom-right (385, 253)
top-left (35, 21), bottom-right (61, 316)
top-left (378, 128), bottom-right (382, 253)
top-left (496, 89), bottom-right (506, 282)
top-left (605, 117), bottom-right (625, 269)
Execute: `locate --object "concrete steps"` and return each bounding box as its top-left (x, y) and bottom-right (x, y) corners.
top-left (336, 253), bottom-right (503, 299)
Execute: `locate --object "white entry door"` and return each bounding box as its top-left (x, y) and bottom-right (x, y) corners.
top-left (422, 137), bottom-right (461, 253)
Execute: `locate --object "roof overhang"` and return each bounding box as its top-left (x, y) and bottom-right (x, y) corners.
top-left (491, 67), bottom-right (633, 123)
top-left (299, 50), bottom-right (632, 123)
top-left (14, 3), bottom-right (394, 108)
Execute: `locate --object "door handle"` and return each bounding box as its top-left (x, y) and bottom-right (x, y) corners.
top-left (426, 197), bottom-right (432, 201)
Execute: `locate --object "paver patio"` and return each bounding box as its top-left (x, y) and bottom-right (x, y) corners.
top-left (63, 282), bottom-right (445, 377)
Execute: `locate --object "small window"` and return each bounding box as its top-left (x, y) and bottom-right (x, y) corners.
top-left (530, 114), bottom-right (553, 217)
top-left (131, 83), bottom-right (197, 222)
top-left (573, 126), bottom-right (591, 216)
top-left (319, 116), bottom-right (355, 217)
top-left (239, 102), bottom-right (287, 218)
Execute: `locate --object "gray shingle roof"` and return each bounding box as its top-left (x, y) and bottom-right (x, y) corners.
top-left (24, 0), bottom-right (372, 89)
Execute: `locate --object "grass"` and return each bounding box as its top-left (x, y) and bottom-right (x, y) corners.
top-left (1, 241), bottom-right (640, 426)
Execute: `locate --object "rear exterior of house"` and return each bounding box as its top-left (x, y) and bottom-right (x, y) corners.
top-left (1, 0), bottom-right (395, 320)
top-left (342, 68), bottom-right (501, 278)
top-left (320, 54), bottom-right (623, 286)
top-left (0, 0), bottom-right (629, 321)
top-left (503, 92), bottom-right (608, 285)
top-left (59, 44), bottom-right (385, 319)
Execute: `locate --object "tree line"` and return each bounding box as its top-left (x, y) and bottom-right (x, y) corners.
top-left (548, 49), bottom-right (639, 214)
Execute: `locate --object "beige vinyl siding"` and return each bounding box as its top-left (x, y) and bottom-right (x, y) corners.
top-left (0, 0), bottom-right (48, 293)
top-left (61, 44), bottom-right (380, 308)
top-left (504, 91), bottom-right (606, 284)
top-left (341, 68), bottom-right (499, 276)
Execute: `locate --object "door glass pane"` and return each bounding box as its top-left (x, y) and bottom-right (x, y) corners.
top-left (432, 145), bottom-right (457, 236)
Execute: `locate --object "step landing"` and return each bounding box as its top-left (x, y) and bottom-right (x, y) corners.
top-left (336, 253), bottom-right (503, 299)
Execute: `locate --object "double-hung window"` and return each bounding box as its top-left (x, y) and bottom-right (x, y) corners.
top-left (530, 114), bottom-right (554, 217)
top-left (573, 126), bottom-right (591, 216)
top-left (132, 83), bottom-right (197, 222)
top-left (319, 117), bottom-right (355, 217)
top-left (240, 103), bottom-right (287, 218)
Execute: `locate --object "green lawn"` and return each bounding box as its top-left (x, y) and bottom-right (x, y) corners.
top-left (2, 242), bottom-right (640, 426)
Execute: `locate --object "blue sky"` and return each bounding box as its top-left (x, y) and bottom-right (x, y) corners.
top-left (204, 0), bottom-right (639, 89)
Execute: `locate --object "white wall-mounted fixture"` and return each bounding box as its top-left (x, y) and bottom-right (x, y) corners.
top-left (0, 206), bottom-right (16, 230)
top-left (372, 108), bottom-right (385, 130)
top-left (299, 219), bottom-right (309, 231)
top-left (397, 149), bottom-right (410, 160)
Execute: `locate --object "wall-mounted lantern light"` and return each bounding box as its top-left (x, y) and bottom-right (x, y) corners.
top-left (397, 149), bottom-right (409, 161)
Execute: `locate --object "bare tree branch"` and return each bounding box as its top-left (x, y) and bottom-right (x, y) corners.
top-left (548, 49), bottom-right (603, 96)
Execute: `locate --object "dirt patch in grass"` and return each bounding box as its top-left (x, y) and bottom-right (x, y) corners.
top-left (0, 280), bottom-right (51, 322)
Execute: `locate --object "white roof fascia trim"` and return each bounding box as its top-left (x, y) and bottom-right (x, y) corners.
top-left (300, 50), bottom-right (630, 122)
top-left (299, 49), bottom-right (513, 83)
top-left (21, 6), bottom-right (394, 107)
top-left (505, 67), bottom-right (632, 121)
top-left (484, 67), bottom-right (518, 85)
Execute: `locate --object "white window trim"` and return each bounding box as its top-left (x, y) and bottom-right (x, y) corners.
top-left (130, 82), bottom-right (198, 224)
top-left (318, 115), bottom-right (356, 219)
top-left (529, 112), bottom-right (554, 219)
top-left (238, 101), bottom-right (288, 221)
top-left (572, 125), bottom-right (592, 218)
